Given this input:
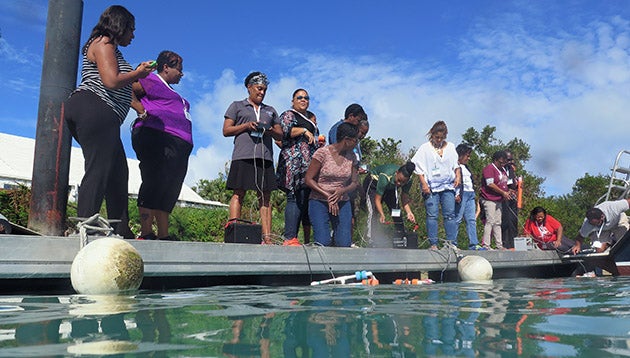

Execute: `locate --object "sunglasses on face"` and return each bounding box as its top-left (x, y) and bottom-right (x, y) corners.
top-left (295, 96), bottom-right (310, 100)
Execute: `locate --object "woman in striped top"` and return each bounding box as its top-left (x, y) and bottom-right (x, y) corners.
top-left (64, 5), bottom-right (155, 238)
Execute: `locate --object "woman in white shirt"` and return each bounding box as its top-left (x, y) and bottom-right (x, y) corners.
top-left (411, 121), bottom-right (461, 250)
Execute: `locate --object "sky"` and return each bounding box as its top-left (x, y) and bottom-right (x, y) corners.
top-left (1, 0), bottom-right (629, 197)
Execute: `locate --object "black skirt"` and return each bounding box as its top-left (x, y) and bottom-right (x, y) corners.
top-left (226, 159), bottom-right (278, 191)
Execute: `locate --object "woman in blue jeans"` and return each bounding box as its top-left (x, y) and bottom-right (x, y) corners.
top-left (305, 122), bottom-right (359, 247)
top-left (276, 89), bottom-right (321, 246)
top-left (410, 121), bottom-right (461, 250)
top-left (454, 144), bottom-right (483, 250)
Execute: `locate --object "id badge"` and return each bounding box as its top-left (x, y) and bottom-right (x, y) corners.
top-left (391, 209), bottom-right (401, 217)
top-left (431, 167), bottom-right (440, 177)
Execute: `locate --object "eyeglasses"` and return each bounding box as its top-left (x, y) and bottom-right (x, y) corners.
top-left (295, 96), bottom-right (310, 100)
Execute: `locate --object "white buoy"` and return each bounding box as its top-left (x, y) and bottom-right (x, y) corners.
top-left (458, 255), bottom-right (493, 282)
top-left (71, 237), bottom-right (144, 294)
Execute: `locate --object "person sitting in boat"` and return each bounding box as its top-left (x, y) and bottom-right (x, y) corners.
top-left (571, 198), bottom-right (630, 254)
top-left (523, 206), bottom-right (575, 252)
top-left (363, 162), bottom-right (417, 247)
top-left (305, 122), bottom-right (359, 247)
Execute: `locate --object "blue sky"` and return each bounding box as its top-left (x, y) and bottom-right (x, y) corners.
top-left (1, 0), bottom-right (629, 196)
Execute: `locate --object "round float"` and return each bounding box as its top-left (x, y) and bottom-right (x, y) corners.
top-left (458, 255), bottom-right (493, 282)
top-left (71, 237), bottom-right (144, 294)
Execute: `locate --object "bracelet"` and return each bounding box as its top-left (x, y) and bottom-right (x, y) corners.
top-left (303, 128), bottom-right (308, 136)
top-left (138, 110), bottom-right (147, 120)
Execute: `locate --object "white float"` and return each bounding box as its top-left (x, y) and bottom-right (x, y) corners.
top-left (71, 237), bottom-right (144, 294)
top-left (458, 255), bottom-right (493, 281)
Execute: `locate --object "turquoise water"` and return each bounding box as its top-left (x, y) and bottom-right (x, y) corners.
top-left (1, 277), bottom-right (629, 357)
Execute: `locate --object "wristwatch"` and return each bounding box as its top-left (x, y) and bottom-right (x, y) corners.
top-left (138, 110), bottom-right (148, 120)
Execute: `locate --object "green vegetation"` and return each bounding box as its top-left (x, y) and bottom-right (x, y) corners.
top-left (1, 125), bottom-right (612, 245)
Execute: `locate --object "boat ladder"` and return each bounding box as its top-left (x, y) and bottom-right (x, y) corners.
top-left (597, 149), bottom-right (630, 204)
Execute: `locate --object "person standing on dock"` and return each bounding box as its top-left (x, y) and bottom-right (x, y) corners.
top-left (411, 121), bottom-right (461, 250)
top-left (479, 150), bottom-right (512, 250)
top-left (223, 72), bottom-right (281, 243)
top-left (275, 89), bottom-right (320, 246)
top-left (571, 198), bottom-right (630, 254)
top-left (64, 5), bottom-right (155, 238)
top-left (305, 122), bottom-right (359, 247)
top-left (501, 150), bottom-right (519, 249)
top-left (454, 144), bottom-right (483, 250)
top-left (130, 50), bottom-right (193, 241)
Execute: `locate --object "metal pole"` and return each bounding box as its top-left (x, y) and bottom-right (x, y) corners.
top-left (28, 0), bottom-right (83, 235)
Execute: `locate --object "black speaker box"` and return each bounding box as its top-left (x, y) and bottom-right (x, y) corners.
top-left (392, 232), bottom-right (418, 249)
top-left (224, 219), bottom-right (262, 244)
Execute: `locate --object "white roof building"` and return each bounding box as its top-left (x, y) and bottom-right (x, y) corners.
top-left (0, 132), bottom-right (226, 208)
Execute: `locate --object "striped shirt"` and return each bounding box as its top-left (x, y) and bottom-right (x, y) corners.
top-left (75, 38), bottom-right (133, 123)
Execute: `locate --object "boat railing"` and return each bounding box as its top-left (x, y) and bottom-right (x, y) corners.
top-left (597, 149), bottom-right (630, 205)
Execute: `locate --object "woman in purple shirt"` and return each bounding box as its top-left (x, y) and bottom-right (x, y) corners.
top-left (131, 50), bottom-right (193, 241)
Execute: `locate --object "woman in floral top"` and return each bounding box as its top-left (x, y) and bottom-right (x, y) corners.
top-left (276, 89), bottom-right (320, 245)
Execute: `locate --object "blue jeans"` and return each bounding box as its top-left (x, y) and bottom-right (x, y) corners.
top-left (284, 188), bottom-right (311, 239)
top-left (308, 199), bottom-right (352, 247)
top-left (455, 191), bottom-right (479, 246)
top-left (424, 190), bottom-right (457, 246)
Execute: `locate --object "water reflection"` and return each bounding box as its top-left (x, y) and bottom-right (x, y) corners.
top-left (0, 277), bottom-right (629, 356)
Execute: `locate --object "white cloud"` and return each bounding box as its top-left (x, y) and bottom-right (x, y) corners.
top-left (181, 14), bottom-right (630, 197)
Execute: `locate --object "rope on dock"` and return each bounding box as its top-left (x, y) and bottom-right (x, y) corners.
top-left (75, 214), bottom-right (115, 248)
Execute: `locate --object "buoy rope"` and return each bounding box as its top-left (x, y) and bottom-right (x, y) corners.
top-left (76, 214), bottom-right (115, 248)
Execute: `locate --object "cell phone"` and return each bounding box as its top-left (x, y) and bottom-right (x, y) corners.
top-left (148, 60), bottom-right (157, 68)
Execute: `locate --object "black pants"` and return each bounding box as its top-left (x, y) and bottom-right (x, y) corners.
top-left (132, 127), bottom-right (193, 213)
top-left (65, 90), bottom-right (132, 238)
top-left (501, 199), bottom-right (518, 249)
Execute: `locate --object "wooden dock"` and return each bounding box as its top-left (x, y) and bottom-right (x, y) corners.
top-left (0, 234), bottom-right (577, 293)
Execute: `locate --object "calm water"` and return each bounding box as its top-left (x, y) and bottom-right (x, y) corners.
top-left (1, 277), bottom-right (629, 357)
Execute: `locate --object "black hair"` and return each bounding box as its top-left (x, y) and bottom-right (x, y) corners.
top-left (84, 5), bottom-right (135, 52)
top-left (586, 207), bottom-right (604, 221)
top-left (292, 88), bottom-right (308, 98)
top-left (492, 150), bottom-right (508, 162)
top-left (336, 122), bottom-right (358, 141)
top-left (529, 206), bottom-right (547, 224)
top-left (344, 103), bottom-right (366, 120)
top-left (456, 143), bottom-right (472, 157)
top-left (156, 50), bottom-right (183, 74)
top-left (398, 161), bottom-right (416, 178)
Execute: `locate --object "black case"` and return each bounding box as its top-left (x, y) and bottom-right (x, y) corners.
top-left (224, 219), bottom-right (262, 244)
top-left (391, 217), bottom-right (418, 249)
top-left (392, 232), bottom-right (418, 249)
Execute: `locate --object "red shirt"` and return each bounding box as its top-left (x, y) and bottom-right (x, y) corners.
top-left (523, 215), bottom-right (562, 248)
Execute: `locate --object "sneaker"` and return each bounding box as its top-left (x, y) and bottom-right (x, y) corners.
top-left (482, 245), bottom-right (494, 251)
top-left (137, 233), bottom-right (157, 240)
top-left (469, 244), bottom-right (486, 251)
top-left (429, 245), bottom-right (439, 251)
top-left (283, 238), bottom-right (301, 246)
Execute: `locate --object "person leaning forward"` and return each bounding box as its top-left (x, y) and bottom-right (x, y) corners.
top-left (571, 198), bottom-right (630, 254)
